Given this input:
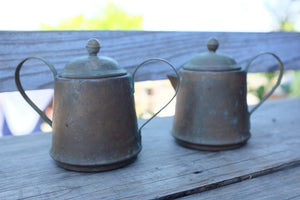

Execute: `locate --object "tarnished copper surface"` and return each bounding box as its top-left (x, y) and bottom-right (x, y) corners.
top-left (168, 38), bottom-right (284, 151)
top-left (50, 74), bottom-right (141, 171)
top-left (15, 39), bottom-right (141, 171)
top-left (15, 38), bottom-right (179, 172)
top-left (60, 39), bottom-right (127, 79)
top-left (170, 69), bottom-right (250, 150)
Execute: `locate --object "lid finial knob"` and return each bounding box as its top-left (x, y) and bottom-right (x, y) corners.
top-left (207, 38), bottom-right (219, 53)
top-left (86, 38), bottom-right (100, 56)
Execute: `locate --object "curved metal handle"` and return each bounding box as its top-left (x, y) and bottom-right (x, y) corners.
top-left (15, 57), bottom-right (57, 127)
top-left (132, 58), bottom-right (180, 134)
top-left (245, 52), bottom-right (284, 115)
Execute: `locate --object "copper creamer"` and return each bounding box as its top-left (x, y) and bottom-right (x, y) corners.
top-left (15, 39), bottom-right (179, 172)
top-left (168, 38), bottom-right (284, 151)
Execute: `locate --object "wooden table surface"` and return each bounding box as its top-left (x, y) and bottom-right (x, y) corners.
top-left (0, 97), bottom-right (299, 200)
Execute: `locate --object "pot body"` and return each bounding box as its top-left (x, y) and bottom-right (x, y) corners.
top-left (172, 69), bottom-right (250, 150)
top-left (50, 73), bottom-right (141, 171)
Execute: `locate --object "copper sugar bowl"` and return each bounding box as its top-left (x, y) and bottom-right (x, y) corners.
top-left (168, 38), bottom-right (284, 151)
top-left (15, 38), bottom-right (179, 172)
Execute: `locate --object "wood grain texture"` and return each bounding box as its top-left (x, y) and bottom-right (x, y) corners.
top-left (181, 165), bottom-right (300, 200)
top-left (0, 31), bottom-right (300, 92)
top-left (0, 97), bottom-right (299, 200)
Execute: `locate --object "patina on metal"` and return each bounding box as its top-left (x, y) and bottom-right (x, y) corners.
top-left (168, 38), bottom-right (284, 151)
top-left (15, 38), bottom-right (179, 172)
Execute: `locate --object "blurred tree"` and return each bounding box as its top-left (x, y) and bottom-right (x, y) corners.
top-left (40, 2), bottom-right (143, 30)
top-left (248, 0), bottom-right (300, 101)
top-left (264, 0), bottom-right (300, 31)
top-left (265, 0), bottom-right (300, 98)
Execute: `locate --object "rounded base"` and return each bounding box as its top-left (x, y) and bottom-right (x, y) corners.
top-left (53, 155), bottom-right (138, 172)
top-left (175, 138), bottom-right (248, 151)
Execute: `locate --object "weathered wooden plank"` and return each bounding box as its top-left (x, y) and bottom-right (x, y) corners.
top-left (0, 97), bottom-right (299, 200)
top-left (180, 165), bottom-right (300, 200)
top-left (0, 31), bottom-right (300, 92)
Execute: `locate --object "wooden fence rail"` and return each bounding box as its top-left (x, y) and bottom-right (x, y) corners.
top-left (0, 31), bottom-right (300, 92)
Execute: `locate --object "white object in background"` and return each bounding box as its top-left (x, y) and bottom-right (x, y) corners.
top-left (0, 89), bottom-right (53, 136)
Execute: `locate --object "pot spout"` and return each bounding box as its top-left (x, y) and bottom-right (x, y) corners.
top-left (167, 74), bottom-right (179, 91)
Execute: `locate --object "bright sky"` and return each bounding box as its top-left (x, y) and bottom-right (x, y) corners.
top-left (0, 0), bottom-right (298, 31)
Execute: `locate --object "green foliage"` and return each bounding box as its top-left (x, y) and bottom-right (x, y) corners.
top-left (252, 0), bottom-right (300, 100)
top-left (290, 71), bottom-right (300, 97)
top-left (40, 2), bottom-right (143, 30)
top-left (247, 71), bottom-right (283, 101)
top-left (248, 72), bottom-right (276, 101)
top-left (264, 72), bottom-right (276, 81)
top-left (280, 21), bottom-right (296, 32)
top-left (255, 86), bottom-right (265, 100)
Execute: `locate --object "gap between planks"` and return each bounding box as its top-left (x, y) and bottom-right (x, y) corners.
top-left (157, 159), bottom-right (300, 200)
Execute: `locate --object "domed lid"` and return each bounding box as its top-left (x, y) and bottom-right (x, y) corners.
top-left (59, 38), bottom-right (127, 78)
top-left (183, 38), bottom-right (241, 72)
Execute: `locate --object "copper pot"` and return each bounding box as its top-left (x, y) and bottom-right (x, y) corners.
top-left (168, 38), bottom-right (284, 151)
top-left (15, 38), bottom-right (179, 172)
